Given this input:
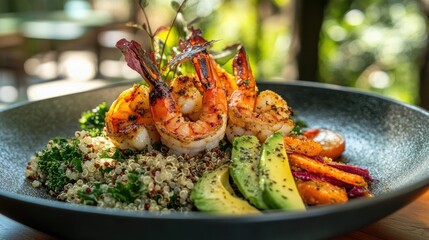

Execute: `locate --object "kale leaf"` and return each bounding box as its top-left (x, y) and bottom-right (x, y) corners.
top-left (79, 102), bottom-right (109, 137)
top-left (99, 148), bottom-right (134, 162)
top-left (107, 173), bottom-right (144, 204)
top-left (78, 183), bottom-right (104, 205)
top-left (38, 138), bottom-right (84, 193)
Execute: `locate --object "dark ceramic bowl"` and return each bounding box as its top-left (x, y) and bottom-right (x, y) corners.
top-left (0, 81), bottom-right (428, 240)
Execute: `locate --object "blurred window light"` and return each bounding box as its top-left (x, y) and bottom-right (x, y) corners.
top-left (65, 0), bottom-right (92, 19)
top-left (59, 51), bottom-right (97, 81)
top-left (100, 60), bottom-right (122, 78)
top-left (24, 51), bottom-right (59, 80)
top-left (92, 0), bottom-right (133, 21)
top-left (24, 58), bottom-right (42, 76)
top-left (368, 70), bottom-right (391, 89)
top-left (121, 64), bottom-right (141, 80)
top-left (27, 79), bottom-right (109, 101)
top-left (35, 61), bottom-right (58, 80)
top-left (0, 86), bottom-right (18, 103)
top-left (344, 9), bottom-right (364, 26)
top-left (21, 21), bottom-right (85, 40)
top-left (98, 30), bottom-right (134, 48)
top-left (100, 59), bottom-right (140, 79)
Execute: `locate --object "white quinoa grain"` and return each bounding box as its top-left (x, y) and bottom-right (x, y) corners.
top-left (32, 180), bottom-right (41, 188)
top-left (27, 130), bottom-right (230, 212)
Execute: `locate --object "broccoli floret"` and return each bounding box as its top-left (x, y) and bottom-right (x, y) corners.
top-left (79, 102), bottom-right (109, 137)
top-left (38, 138), bottom-right (84, 193)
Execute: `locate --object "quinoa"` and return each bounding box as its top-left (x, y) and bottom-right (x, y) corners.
top-left (26, 130), bottom-right (230, 212)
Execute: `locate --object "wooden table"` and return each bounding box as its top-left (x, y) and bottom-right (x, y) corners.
top-left (1, 189), bottom-right (428, 239)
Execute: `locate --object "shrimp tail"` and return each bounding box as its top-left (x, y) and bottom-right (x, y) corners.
top-left (192, 52), bottom-right (219, 90)
top-left (116, 38), bottom-right (178, 121)
top-left (233, 47), bottom-right (256, 91)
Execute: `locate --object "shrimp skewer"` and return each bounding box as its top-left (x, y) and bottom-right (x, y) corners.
top-left (116, 38), bottom-right (228, 156)
top-left (226, 47), bottom-right (295, 143)
top-left (105, 84), bottom-right (160, 150)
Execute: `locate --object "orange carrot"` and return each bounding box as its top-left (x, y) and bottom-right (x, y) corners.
top-left (289, 153), bottom-right (367, 187)
top-left (283, 135), bottom-right (323, 157)
top-left (296, 179), bottom-right (348, 205)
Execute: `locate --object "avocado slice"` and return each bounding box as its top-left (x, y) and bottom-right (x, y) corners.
top-left (230, 135), bottom-right (269, 210)
top-left (190, 165), bottom-right (260, 215)
top-left (259, 131), bottom-right (306, 211)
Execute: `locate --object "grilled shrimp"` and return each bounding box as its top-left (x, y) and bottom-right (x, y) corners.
top-left (183, 29), bottom-right (237, 98)
top-left (116, 38), bottom-right (228, 156)
top-left (105, 84), bottom-right (160, 150)
top-left (212, 58), bottom-right (237, 98)
top-left (226, 47), bottom-right (295, 143)
top-left (169, 74), bottom-right (202, 121)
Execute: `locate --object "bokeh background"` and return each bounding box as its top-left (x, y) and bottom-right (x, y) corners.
top-left (1, 0), bottom-right (428, 110)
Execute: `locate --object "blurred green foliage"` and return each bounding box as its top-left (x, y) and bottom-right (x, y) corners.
top-left (0, 0), bottom-right (67, 13)
top-left (319, 0), bottom-right (427, 104)
top-left (144, 0), bottom-right (427, 104)
top-left (146, 0), bottom-right (291, 80)
top-left (190, 0), bottom-right (292, 79)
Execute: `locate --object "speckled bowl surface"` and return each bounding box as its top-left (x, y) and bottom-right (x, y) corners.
top-left (0, 81), bottom-right (428, 240)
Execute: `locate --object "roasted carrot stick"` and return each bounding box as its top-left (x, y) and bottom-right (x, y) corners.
top-left (288, 153), bottom-right (367, 187)
top-left (283, 135), bottom-right (323, 156)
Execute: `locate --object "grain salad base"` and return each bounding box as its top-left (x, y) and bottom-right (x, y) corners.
top-left (26, 131), bottom-right (230, 212)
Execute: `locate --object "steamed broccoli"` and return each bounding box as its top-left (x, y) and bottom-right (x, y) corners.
top-left (37, 138), bottom-right (84, 193)
top-left (79, 102), bottom-right (109, 137)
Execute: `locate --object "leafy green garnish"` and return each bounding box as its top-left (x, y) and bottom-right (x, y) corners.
top-left (100, 148), bottom-right (134, 161)
top-left (290, 118), bottom-right (308, 135)
top-left (107, 173), bottom-right (144, 204)
top-left (38, 137), bottom-right (84, 193)
top-left (79, 102), bottom-right (109, 137)
top-left (77, 182), bottom-right (104, 205)
top-left (99, 166), bottom-right (113, 176)
top-left (77, 173), bottom-right (144, 205)
top-left (78, 173), bottom-right (145, 205)
top-left (167, 193), bottom-right (180, 209)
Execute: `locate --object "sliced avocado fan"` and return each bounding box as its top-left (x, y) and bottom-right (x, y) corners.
top-left (190, 164), bottom-right (260, 215)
